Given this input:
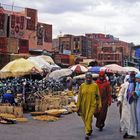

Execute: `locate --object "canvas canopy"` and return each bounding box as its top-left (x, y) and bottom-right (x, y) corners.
top-left (0, 58), bottom-right (43, 78)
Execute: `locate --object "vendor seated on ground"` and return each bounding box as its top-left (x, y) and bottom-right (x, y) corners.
top-left (1, 90), bottom-right (15, 105)
top-left (66, 77), bottom-right (73, 91)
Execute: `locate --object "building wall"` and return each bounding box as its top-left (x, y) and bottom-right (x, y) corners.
top-left (0, 6), bottom-right (52, 54)
top-left (58, 35), bottom-right (93, 59)
top-left (85, 33), bottom-right (130, 66)
top-left (73, 36), bottom-right (81, 55)
top-left (52, 38), bottom-right (59, 52)
top-left (97, 52), bottom-right (122, 66)
top-left (91, 39), bottom-right (99, 59)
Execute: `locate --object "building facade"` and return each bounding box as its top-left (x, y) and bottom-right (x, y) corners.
top-left (0, 3), bottom-right (52, 68)
top-left (53, 33), bottom-right (130, 66)
top-left (58, 34), bottom-right (92, 58)
top-left (86, 33), bottom-right (130, 66)
top-left (0, 4), bottom-right (52, 53)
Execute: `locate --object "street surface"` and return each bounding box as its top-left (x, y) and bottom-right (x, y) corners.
top-left (0, 103), bottom-right (140, 140)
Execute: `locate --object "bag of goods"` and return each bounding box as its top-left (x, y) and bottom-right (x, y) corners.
top-left (58, 109), bottom-right (68, 115)
top-left (13, 106), bottom-right (23, 118)
top-left (48, 98), bottom-right (61, 109)
top-left (66, 91), bottom-right (74, 96)
top-left (59, 96), bottom-right (69, 106)
top-left (67, 102), bottom-right (77, 112)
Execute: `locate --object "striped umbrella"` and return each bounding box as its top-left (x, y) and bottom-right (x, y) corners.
top-left (104, 64), bottom-right (124, 73)
top-left (69, 64), bottom-right (88, 73)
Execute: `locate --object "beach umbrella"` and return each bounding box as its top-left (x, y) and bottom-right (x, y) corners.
top-left (104, 64), bottom-right (124, 73)
top-left (48, 68), bottom-right (72, 79)
top-left (37, 55), bottom-right (54, 64)
top-left (0, 58), bottom-right (43, 78)
top-left (28, 56), bottom-right (52, 71)
top-left (123, 66), bottom-right (140, 73)
top-left (73, 73), bottom-right (99, 80)
top-left (69, 64), bottom-right (88, 73)
top-left (50, 64), bottom-right (61, 72)
top-left (88, 66), bottom-right (102, 74)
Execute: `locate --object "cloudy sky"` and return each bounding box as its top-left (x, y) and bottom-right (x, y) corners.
top-left (1, 0), bottom-right (140, 45)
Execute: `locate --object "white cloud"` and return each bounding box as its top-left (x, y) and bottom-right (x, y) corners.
top-left (1, 0), bottom-right (140, 45)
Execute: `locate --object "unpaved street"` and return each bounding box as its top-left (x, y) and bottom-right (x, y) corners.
top-left (0, 103), bottom-right (139, 140)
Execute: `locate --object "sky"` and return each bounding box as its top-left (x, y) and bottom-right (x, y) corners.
top-left (1, 0), bottom-right (140, 45)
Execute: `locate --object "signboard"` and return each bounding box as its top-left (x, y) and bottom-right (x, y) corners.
top-left (135, 48), bottom-right (140, 59)
top-left (63, 49), bottom-right (71, 55)
top-left (43, 24), bottom-right (52, 43)
top-left (37, 23), bottom-right (43, 45)
top-left (9, 15), bottom-right (25, 38)
top-left (0, 13), bottom-right (8, 37)
top-left (26, 8), bottom-right (37, 30)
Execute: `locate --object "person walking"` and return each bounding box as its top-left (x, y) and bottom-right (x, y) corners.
top-left (117, 74), bottom-right (130, 119)
top-left (95, 71), bottom-right (112, 131)
top-left (120, 72), bottom-right (137, 139)
top-left (76, 72), bottom-right (101, 140)
top-left (135, 73), bottom-right (140, 133)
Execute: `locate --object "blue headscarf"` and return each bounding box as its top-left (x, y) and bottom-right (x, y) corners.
top-left (135, 73), bottom-right (140, 97)
top-left (135, 73), bottom-right (140, 79)
top-left (126, 82), bottom-right (135, 104)
top-left (126, 72), bottom-right (136, 104)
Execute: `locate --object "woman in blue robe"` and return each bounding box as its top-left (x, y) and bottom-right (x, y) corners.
top-left (135, 73), bottom-right (140, 133)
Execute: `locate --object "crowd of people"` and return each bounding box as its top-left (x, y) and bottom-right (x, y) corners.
top-left (76, 71), bottom-right (140, 140)
top-left (117, 72), bottom-right (140, 139)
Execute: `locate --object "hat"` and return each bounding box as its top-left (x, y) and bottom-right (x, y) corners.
top-left (85, 72), bottom-right (92, 78)
top-left (67, 77), bottom-right (72, 81)
top-left (99, 71), bottom-right (105, 77)
top-left (6, 90), bottom-right (12, 93)
top-left (135, 73), bottom-right (140, 79)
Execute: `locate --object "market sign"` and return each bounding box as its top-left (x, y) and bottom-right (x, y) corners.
top-left (63, 49), bottom-right (71, 55)
top-left (9, 14), bottom-right (25, 38)
top-left (26, 8), bottom-right (37, 31)
top-left (0, 13), bottom-right (8, 37)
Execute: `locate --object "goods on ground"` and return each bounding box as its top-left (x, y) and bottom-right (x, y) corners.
top-left (45, 109), bottom-right (64, 117)
top-left (16, 118), bottom-right (28, 122)
top-left (35, 95), bottom-right (69, 112)
top-left (33, 115), bottom-right (59, 121)
top-left (30, 111), bottom-right (46, 116)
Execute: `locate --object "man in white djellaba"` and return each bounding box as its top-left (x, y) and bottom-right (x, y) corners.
top-left (117, 74), bottom-right (129, 118)
top-left (119, 72), bottom-right (137, 139)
